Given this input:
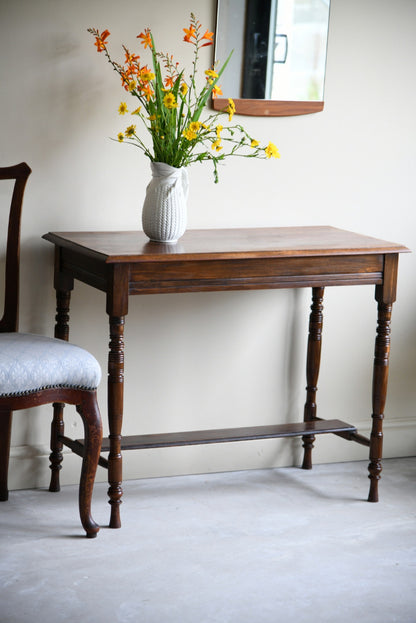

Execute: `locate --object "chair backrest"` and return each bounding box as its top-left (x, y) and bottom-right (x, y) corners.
top-left (0, 163), bottom-right (32, 333)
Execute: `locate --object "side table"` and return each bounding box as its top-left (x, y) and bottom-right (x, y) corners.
top-left (42, 226), bottom-right (409, 528)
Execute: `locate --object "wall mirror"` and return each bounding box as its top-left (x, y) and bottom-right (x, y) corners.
top-left (213, 0), bottom-right (331, 116)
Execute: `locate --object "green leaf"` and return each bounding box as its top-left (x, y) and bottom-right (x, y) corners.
top-left (192, 49), bottom-right (233, 122)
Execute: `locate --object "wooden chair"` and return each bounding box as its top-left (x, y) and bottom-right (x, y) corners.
top-left (0, 163), bottom-right (103, 538)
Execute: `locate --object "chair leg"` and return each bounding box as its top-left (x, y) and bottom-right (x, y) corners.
top-left (76, 393), bottom-right (103, 538)
top-left (0, 410), bottom-right (13, 501)
top-left (49, 403), bottom-right (65, 492)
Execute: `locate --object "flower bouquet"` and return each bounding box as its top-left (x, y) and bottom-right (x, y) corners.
top-left (88, 14), bottom-right (279, 242)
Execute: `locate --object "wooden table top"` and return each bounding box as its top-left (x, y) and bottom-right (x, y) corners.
top-left (43, 226), bottom-right (409, 264)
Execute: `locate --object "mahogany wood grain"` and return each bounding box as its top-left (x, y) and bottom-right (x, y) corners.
top-left (302, 287), bottom-right (325, 469)
top-left (367, 254), bottom-right (400, 502)
top-left (42, 226), bottom-right (409, 525)
top-left (49, 288), bottom-right (72, 491)
top-left (212, 98), bottom-right (324, 117)
top-left (0, 410), bottom-right (12, 501)
top-left (49, 403), bottom-right (65, 492)
top-left (43, 227), bottom-right (408, 262)
top-left (0, 380), bottom-right (102, 538)
top-left (86, 419), bottom-right (357, 451)
top-left (0, 163), bottom-right (31, 333)
top-left (66, 419), bottom-right (358, 468)
top-left (107, 316), bottom-right (125, 529)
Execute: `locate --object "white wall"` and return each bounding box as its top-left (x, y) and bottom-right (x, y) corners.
top-left (1, 0), bottom-right (415, 491)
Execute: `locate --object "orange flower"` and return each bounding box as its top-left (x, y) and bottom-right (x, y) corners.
top-left (137, 29), bottom-right (152, 49)
top-left (138, 65), bottom-right (151, 78)
top-left (201, 30), bottom-right (214, 47)
top-left (120, 72), bottom-right (136, 92)
top-left (94, 29), bottom-right (110, 52)
top-left (120, 72), bottom-right (130, 90)
top-left (124, 51), bottom-right (140, 64)
top-left (212, 84), bottom-right (223, 98)
top-left (164, 76), bottom-right (175, 89)
top-left (140, 82), bottom-right (154, 101)
top-left (124, 64), bottom-right (136, 78)
top-left (183, 25), bottom-right (196, 43)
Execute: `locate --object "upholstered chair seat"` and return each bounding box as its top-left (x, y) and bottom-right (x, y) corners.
top-left (0, 333), bottom-right (101, 397)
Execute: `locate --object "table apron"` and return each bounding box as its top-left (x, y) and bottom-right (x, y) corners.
top-left (127, 255), bottom-right (384, 294)
top-left (58, 249), bottom-right (385, 294)
top-left (60, 248), bottom-right (107, 292)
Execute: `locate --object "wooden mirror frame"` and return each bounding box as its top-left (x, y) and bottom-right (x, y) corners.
top-left (212, 0), bottom-right (327, 117)
top-left (212, 98), bottom-right (324, 116)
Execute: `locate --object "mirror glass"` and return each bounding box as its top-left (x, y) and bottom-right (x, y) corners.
top-left (214, 0), bottom-right (331, 116)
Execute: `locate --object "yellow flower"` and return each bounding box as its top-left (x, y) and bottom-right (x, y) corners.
top-left (265, 142), bottom-right (280, 159)
top-left (183, 128), bottom-right (197, 141)
top-left (127, 81), bottom-right (136, 92)
top-left (205, 69), bottom-right (219, 79)
top-left (118, 102), bottom-right (128, 115)
top-left (141, 70), bottom-right (155, 81)
top-left (163, 92), bottom-right (178, 109)
top-left (125, 124), bottom-right (136, 137)
top-left (211, 139), bottom-right (222, 152)
top-left (131, 107), bottom-right (142, 115)
top-left (250, 139), bottom-right (260, 148)
top-left (226, 98), bottom-right (235, 122)
top-left (216, 124), bottom-right (223, 138)
top-left (117, 132), bottom-right (124, 142)
top-left (189, 121), bottom-right (201, 133)
top-left (183, 121), bottom-right (201, 141)
top-left (180, 82), bottom-right (188, 96)
top-left (148, 114), bottom-right (156, 121)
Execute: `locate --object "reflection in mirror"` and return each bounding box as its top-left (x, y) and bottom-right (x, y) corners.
top-left (214, 0), bottom-right (331, 116)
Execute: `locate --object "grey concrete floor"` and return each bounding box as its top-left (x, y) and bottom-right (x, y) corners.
top-left (1, 457), bottom-right (415, 623)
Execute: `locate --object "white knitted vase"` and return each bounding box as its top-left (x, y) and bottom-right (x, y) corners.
top-left (142, 162), bottom-right (189, 243)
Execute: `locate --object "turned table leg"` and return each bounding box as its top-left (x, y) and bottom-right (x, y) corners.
top-left (107, 315), bottom-right (125, 528)
top-left (368, 300), bottom-right (393, 502)
top-left (302, 286), bottom-right (324, 470)
top-left (368, 255), bottom-right (398, 502)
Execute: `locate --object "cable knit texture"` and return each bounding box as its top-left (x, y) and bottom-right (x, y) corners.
top-left (0, 333), bottom-right (101, 397)
top-left (142, 161), bottom-right (188, 243)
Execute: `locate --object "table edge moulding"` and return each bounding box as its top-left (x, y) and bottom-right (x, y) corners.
top-left (42, 226), bottom-right (410, 529)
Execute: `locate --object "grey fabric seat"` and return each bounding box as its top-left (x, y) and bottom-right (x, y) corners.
top-left (0, 333), bottom-right (101, 397)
